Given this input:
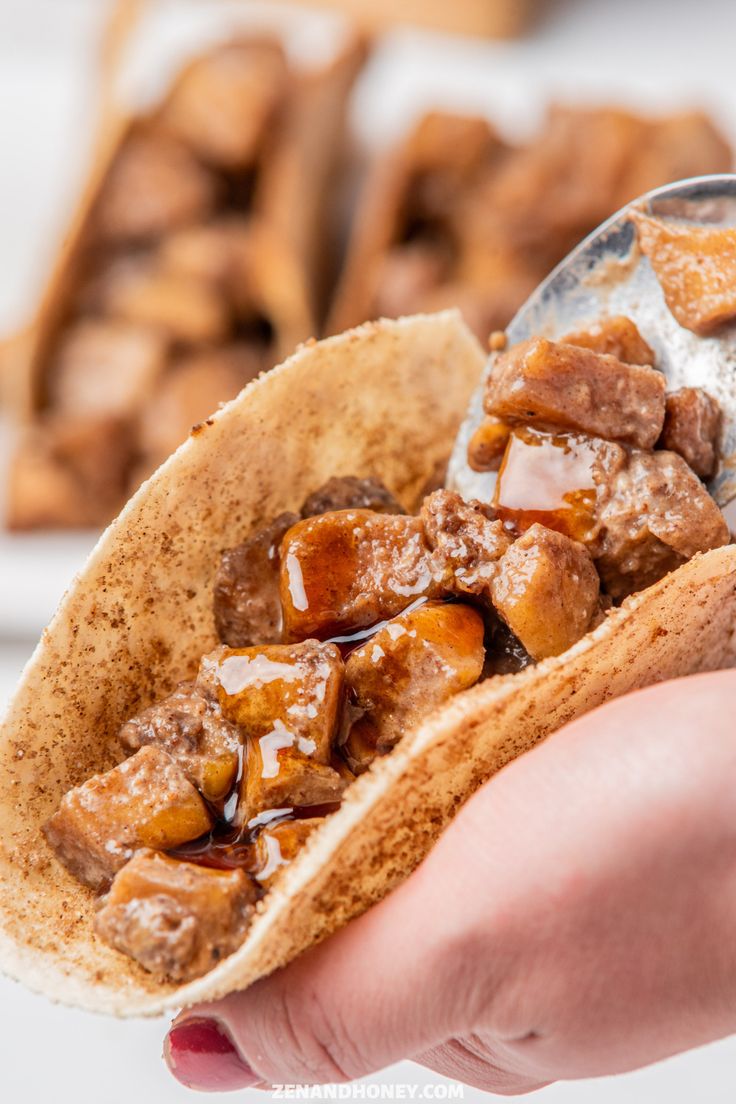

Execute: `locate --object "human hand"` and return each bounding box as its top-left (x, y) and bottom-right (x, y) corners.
top-left (165, 670), bottom-right (736, 1094)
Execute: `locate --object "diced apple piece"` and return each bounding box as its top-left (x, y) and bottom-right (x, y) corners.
top-left (562, 315), bottom-right (655, 366)
top-left (593, 450), bottom-right (729, 599)
top-left (209, 641), bottom-right (346, 820)
top-left (43, 747), bottom-right (211, 890)
top-left (280, 510), bottom-right (435, 641)
top-left (345, 601), bottom-right (485, 753)
top-left (493, 426), bottom-right (623, 543)
top-left (491, 524), bottom-right (599, 659)
top-left (341, 717), bottom-right (380, 775)
top-left (659, 387), bottom-right (721, 480)
top-left (253, 818), bottom-right (325, 887)
top-left (214, 640), bottom-right (343, 761)
top-left (485, 337), bottom-right (665, 448)
top-left (212, 480), bottom-right (403, 649)
top-left (634, 212), bottom-right (736, 334)
top-left (95, 849), bottom-right (255, 981)
top-left (245, 753), bottom-right (344, 818)
top-left (467, 417), bottom-right (511, 472)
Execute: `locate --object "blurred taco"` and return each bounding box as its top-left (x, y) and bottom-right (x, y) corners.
top-left (4, 19), bottom-right (365, 530)
top-left (0, 311), bottom-right (735, 1016)
top-left (328, 106), bottom-right (731, 341)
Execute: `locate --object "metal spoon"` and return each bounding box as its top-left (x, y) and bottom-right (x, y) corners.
top-left (447, 173), bottom-right (736, 512)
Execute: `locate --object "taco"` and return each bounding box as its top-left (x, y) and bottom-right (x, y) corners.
top-left (328, 107), bottom-right (731, 342)
top-left (0, 310), bottom-right (735, 1017)
top-left (4, 21), bottom-right (365, 530)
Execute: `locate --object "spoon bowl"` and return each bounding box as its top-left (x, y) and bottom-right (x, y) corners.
top-left (448, 173), bottom-right (736, 509)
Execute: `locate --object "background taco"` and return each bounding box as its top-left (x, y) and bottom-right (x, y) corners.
top-left (3, 3), bottom-right (365, 530)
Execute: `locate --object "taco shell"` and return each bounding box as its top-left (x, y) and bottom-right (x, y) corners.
top-left (0, 311), bottom-right (735, 1016)
top-left (2, 16), bottom-right (365, 528)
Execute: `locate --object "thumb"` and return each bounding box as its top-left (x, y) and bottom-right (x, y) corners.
top-left (165, 831), bottom-right (498, 1089)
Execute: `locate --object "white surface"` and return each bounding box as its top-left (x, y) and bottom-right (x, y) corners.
top-left (3, 1), bottom-right (736, 1101)
top-left (0, 529), bottom-right (96, 636)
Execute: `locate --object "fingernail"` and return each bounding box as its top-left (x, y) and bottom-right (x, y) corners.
top-left (165, 1017), bottom-right (259, 1092)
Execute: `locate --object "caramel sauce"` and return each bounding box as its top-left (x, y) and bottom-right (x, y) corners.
top-left (483, 622), bottom-right (533, 677)
top-left (494, 426), bottom-right (598, 541)
top-left (169, 802), bottom-right (341, 877)
top-left (169, 639), bottom-right (361, 879)
top-left (325, 595), bottom-right (430, 660)
top-left (168, 597), bottom-right (439, 880)
top-left (280, 512), bottom-right (362, 640)
top-left (170, 822), bottom-right (258, 873)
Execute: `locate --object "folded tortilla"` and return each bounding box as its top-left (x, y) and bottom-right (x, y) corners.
top-left (6, 33), bottom-right (365, 417)
top-left (2, 25), bottom-right (365, 527)
top-left (1, 311), bottom-right (735, 1016)
top-left (327, 107), bottom-right (732, 344)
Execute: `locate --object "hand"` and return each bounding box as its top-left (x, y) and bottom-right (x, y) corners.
top-left (165, 670), bottom-right (736, 1094)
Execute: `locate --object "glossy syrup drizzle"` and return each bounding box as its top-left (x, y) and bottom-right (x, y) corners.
top-left (325, 594), bottom-right (430, 659)
top-left (170, 801), bottom-right (342, 876)
top-left (165, 613), bottom-right (405, 878)
top-left (167, 587), bottom-right (511, 881)
top-left (494, 427), bottom-right (599, 541)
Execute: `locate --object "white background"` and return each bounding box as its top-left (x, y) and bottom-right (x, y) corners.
top-left (2, 1), bottom-right (736, 1100)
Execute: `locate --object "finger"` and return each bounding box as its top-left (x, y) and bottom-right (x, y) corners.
top-left (416, 1039), bottom-right (551, 1096)
top-left (165, 825), bottom-right (511, 1089)
top-left (452, 670), bottom-right (736, 1077)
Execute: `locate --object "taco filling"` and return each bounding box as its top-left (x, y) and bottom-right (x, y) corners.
top-left (42, 307), bottom-right (730, 984)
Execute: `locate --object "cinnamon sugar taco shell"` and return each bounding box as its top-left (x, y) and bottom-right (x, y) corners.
top-left (1, 312), bottom-right (735, 1016)
top-left (327, 107), bottom-right (731, 344)
top-left (2, 6), bottom-right (365, 528)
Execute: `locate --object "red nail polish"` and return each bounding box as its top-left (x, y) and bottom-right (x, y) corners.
top-left (165, 1017), bottom-right (259, 1092)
